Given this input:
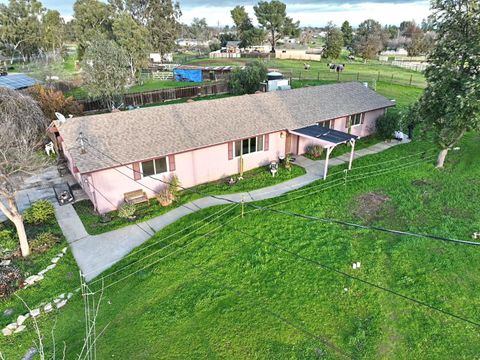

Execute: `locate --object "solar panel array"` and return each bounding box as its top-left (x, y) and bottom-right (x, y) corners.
top-left (0, 74), bottom-right (40, 90)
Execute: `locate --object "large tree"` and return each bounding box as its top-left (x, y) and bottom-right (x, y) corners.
top-left (81, 37), bottom-right (130, 110)
top-left (410, 0), bottom-right (480, 168)
top-left (323, 22), bottom-right (344, 59)
top-left (41, 9), bottom-right (65, 54)
top-left (352, 19), bottom-right (387, 59)
top-left (340, 20), bottom-right (353, 48)
top-left (109, 0), bottom-right (181, 56)
top-left (0, 0), bottom-right (44, 63)
top-left (0, 88), bottom-right (49, 257)
top-left (112, 12), bottom-right (151, 78)
top-left (254, 0), bottom-right (300, 52)
top-left (231, 5), bottom-right (266, 48)
top-left (73, 0), bottom-right (113, 60)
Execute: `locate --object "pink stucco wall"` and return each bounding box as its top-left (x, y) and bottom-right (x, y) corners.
top-left (87, 131), bottom-right (286, 213)
top-left (73, 108), bottom-right (386, 214)
top-left (295, 108), bottom-right (385, 155)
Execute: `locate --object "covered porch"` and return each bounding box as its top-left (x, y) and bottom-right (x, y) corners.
top-left (289, 125), bottom-right (358, 179)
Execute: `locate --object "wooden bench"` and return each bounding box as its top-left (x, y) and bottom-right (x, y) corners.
top-left (124, 190), bottom-right (148, 205)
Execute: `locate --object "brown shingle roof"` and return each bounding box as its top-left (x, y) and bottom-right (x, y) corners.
top-left (59, 82), bottom-right (394, 173)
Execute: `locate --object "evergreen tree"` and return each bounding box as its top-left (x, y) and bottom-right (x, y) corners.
top-left (340, 20), bottom-right (353, 48)
top-left (323, 22), bottom-right (343, 59)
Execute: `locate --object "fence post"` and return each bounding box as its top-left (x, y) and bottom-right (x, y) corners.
top-left (409, 74), bottom-right (413, 86)
top-left (317, 71), bottom-right (320, 81)
top-left (299, 71), bottom-right (302, 80)
top-left (357, 72), bottom-right (359, 81)
top-left (391, 73), bottom-right (394, 83)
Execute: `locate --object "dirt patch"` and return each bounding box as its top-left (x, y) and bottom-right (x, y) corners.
top-left (411, 179), bottom-right (431, 187)
top-left (353, 192), bottom-right (391, 222)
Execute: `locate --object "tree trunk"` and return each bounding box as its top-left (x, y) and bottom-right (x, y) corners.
top-left (271, 30), bottom-right (276, 53)
top-left (436, 148), bottom-right (449, 168)
top-left (0, 192), bottom-right (31, 258)
top-left (12, 215), bottom-right (30, 257)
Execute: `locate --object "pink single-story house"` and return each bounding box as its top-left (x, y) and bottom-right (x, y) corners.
top-left (55, 82), bottom-right (394, 214)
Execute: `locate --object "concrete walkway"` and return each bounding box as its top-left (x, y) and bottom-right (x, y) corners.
top-left (56, 139), bottom-right (409, 281)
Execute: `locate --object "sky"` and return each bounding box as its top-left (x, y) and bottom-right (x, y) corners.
top-left (2, 0), bottom-right (432, 27)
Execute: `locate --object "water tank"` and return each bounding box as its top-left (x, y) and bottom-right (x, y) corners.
top-left (267, 71), bottom-right (283, 81)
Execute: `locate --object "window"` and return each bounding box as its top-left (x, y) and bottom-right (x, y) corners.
top-left (319, 119), bottom-right (333, 129)
top-left (141, 157), bottom-right (168, 177)
top-left (349, 113), bottom-right (363, 127)
top-left (234, 135), bottom-right (264, 157)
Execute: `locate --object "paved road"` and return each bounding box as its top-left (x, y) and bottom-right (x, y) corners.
top-left (56, 140), bottom-right (409, 281)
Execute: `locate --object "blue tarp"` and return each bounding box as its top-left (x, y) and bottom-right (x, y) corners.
top-left (174, 69), bottom-right (203, 82)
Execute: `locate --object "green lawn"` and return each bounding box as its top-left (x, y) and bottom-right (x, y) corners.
top-left (66, 79), bottom-right (205, 100)
top-left (187, 57), bottom-right (426, 88)
top-left (3, 133), bottom-right (480, 359)
top-left (74, 164), bottom-right (306, 235)
top-left (127, 79), bottom-right (204, 93)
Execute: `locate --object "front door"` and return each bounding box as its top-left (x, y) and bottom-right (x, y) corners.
top-left (286, 133), bottom-right (298, 155)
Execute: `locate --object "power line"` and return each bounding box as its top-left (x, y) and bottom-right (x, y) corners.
top-left (89, 204), bottom-right (238, 284)
top-left (83, 204), bottom-right (234, 277)
top-left (84, 140), bottom-right (479, 247)
top-left (226, 222), bottom-right (480, 329)
top-left (92, 211), bottom-right (241, 293)
top-left (190, 260), bottom-right (355, 359)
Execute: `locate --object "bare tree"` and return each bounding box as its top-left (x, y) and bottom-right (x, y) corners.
top-left (0, 87), bottom-right (49, 257)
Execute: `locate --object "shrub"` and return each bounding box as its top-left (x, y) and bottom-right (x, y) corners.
top-left (284, 153), bottom-right (293, 171)
top-left (156, 187), bottom-right (174, 207)
top-left (30, 232), bottom-right (59, 252)
top-left (228, 61), bottom-right (267, 95)
top-left (169, 175), bottom-right (181, 200)
top-left (0, 230), bottom-right (17, 256)
top-left (306, 144), bottom-right (324, 158)
top-left (118, 203), bottom-right (136, 220)
top-left (376, 112), bottom-right (400, 140)
top-left (23, 200), bottom-right (55, 225)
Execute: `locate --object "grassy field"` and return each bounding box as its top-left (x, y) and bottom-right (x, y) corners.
top-left (74, 164), bottom-right (305, 235)
top-left (2, 132), bottom-right (480, 359)
top-left (187, 57), bottom-right (426, 88)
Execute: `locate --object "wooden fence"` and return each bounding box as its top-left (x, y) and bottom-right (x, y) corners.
top-left (78, 81), bottom-right (229, 113)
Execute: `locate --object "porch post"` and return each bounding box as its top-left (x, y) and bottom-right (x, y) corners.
top-left (323, 146), bottom-right (333, 180)
top-left (348, 139), bottom-right (356, 170)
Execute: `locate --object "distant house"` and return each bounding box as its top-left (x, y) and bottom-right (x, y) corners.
top-left (225, 41), bottom-right (241, 53)
top-left (55, 82), bottom-right (394, 213)
top-left (176, 38), bottom-right (210, 47)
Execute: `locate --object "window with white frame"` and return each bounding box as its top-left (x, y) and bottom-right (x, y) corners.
top-left (319, 119), bottom-right (333, 129)
top-left (234, 135), bottom-right (264, 157)
top-left (349, 113), bottom-right (364, 126)
top-left (141, 157), bottom-right (168, 177)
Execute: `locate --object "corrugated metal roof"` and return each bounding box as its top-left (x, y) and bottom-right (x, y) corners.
top-left (58, 82), bottom-right (394, 173)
